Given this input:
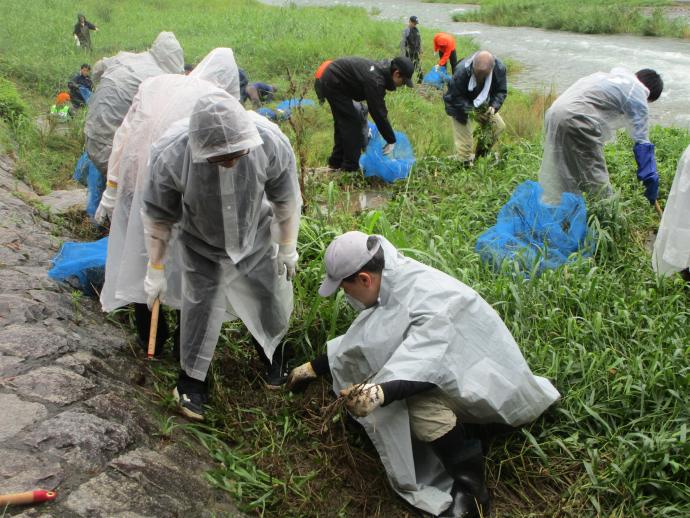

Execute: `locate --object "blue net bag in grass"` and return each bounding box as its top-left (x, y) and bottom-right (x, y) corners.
top-left (475, 181), bottom-right (591, 276)
top-left (48, 237), bottom-right (108, 296)
top-left (423, 67), bottom-right (452, 89)
top-left (359, 122), bottom-right (415, 183)
top-left (275, 98), bottom-right (316, 113)
top-left (72, 151), bottom-right (105, 217)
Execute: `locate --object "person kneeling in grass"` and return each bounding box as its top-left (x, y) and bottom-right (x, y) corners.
top-left (288, 231), bottom-right (560, 518)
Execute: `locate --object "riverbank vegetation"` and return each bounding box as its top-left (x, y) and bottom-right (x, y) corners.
top-left (451, 0), bottom-right (690, 38)
top-left (1, 0), bottom-right (689, 516)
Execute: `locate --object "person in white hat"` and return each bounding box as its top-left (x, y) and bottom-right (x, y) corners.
top-left (287, 231), bottom-right (560, 518)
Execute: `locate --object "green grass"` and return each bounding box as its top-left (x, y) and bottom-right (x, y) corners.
top-left (453, 0), bottom-right (690, 38)
top-left (2, 0), bottom-right (690, 516)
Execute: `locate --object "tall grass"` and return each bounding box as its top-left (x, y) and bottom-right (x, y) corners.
top-left (453, 0), bottom-right (690, 38)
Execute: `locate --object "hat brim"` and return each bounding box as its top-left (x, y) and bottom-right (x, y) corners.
top-left (318, 275), bottom-right (341, 297)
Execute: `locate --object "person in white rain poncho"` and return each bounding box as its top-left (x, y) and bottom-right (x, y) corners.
top-left (653, 145), bottom-right (690, 282)
top-left (96, 48), bottom-right (241, 355)
top-left (539, 68), bottom-right (663, 205)
top-left (142, 92), bottom-right (301, 421)
top-left (287, 232), bottom-right (560, 518)
top-left (84, 31), bottom-right (184, 174)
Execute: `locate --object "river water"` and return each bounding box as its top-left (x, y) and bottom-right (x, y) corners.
top-left (260, 0), bottom-right (690, 128)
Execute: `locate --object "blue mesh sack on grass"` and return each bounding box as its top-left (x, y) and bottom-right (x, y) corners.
top-left (48, 237), bottom-right (108, 296)
top-left (274, 98), bottom-right (316, 120)
top-left (423, 67), bottom-right (451, 89)
top-left (72, 151), bottom-right (105, 217)
top-left (359, 122), bottom-right (415, 183)
top-left (475, 181), bottom-right (591, 275)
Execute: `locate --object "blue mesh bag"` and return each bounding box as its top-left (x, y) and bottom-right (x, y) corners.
top-left (423, 67), bottom-right (451, 89)
top-left (476, 181), bottom-right (591, 275)
top-left (48, 237), bottom-right (108, 296)
top-left (256, 107), bottom-right (278, 121)
top-left (359, 122), bottom-right (415, 183)
top-left (275, 98), bottom-right (316, 113)
top-left (72, 151), bottom-right (105, 217)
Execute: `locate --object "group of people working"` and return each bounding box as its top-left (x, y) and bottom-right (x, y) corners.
top-left (66, 11), bottom-right (686, 515)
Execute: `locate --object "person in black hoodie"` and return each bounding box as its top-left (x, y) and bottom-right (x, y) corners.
top-left (400, 16), bottom-right (423, 84)
top-left (320, 56), bottom-right (414, 172)
top-left (443, 51), bottom-right (507, 163)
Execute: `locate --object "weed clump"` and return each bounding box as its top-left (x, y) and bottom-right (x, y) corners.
top-left (0, 77), bottom-right (28, 123)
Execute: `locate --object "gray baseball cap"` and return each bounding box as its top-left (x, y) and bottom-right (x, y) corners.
top-left (318, 231), bottom-right (381, 297)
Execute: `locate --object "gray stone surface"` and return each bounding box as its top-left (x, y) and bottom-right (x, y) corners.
top-left (0, 448), bottom-right (63, 494)
top-left (23, 411), bottom-right (131, 471)
top-left (8, 366), bottom-right (95, 405)
top-left (39, 189), bottom-right (86, 214)
top-left (0, 156), bottom-right (241, 516)
top-left (0, 393), bottom-right (48, 441)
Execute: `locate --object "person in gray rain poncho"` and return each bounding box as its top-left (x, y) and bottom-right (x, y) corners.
top-left (539, 68), bottom-right (663, 205)
top-left (142, 92), bottom-right (301, 421)
top-left (84, 31), bottom-right (184, 174)
top-left (96, 48), bottom-right (241, 356)
top-left (287, 232), bottom-right (560, 518)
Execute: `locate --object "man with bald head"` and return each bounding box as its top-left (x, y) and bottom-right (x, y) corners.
top-left (443, 50), bottom-right (507, 164)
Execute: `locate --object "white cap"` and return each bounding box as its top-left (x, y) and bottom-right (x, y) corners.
top-left (318, 231), bottom-right (381, 297)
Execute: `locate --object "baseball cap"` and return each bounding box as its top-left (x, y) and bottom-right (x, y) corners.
top-left (391, 56), bottom-right (414, 88)
top-left (318, 231), bottom-right (381, 297)
top-left (410, 16), bottom-right (419, 24)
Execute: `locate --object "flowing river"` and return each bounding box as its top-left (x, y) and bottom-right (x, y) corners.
top-left (260, 0), bottom-right (690, 128)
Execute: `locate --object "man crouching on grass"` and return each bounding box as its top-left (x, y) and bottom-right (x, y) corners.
top-left (287, 231), bottom-right (560, 517)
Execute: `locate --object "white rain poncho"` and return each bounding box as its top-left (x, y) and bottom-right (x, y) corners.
top-left (539, 67), bottom-right (651, 204)
top-left (100, 48), bottom-right (241, 312)
top-left (141, 92), bottom-right (301, 377)
top-left (653, 145), bottom-right (690, 276)
top-left (327, 237), bottom-right (560, 515)
top-left (84, 32), bottom-right (184, 173)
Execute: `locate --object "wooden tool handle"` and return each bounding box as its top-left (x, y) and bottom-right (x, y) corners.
top-left (0, 490), bottom-right (56, 505)
top-left (147, 298), bottom-right (160, 359)
top-left (654, 201), bottom-right (663, 217)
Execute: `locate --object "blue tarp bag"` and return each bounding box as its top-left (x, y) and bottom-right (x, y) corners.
top-left (359, 122), bottom-right (415, 183)
top-left (273, 98), bottom-right (316, 119)
top-left (475, 181), bottom-right (591, 276)
top-left (48, 237), bottom-right (108, 296)
top-left (79, 86), bottom-right (92, 105)
top-left (256, 107), bottom-right (278, 121)
top-left (423, 67), bottom-right (451, 89)
top-left (72, 152), bottom-right (105, 217)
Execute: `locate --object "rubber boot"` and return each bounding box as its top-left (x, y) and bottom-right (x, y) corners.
top-left (252, 338), bottom-right (290, 389)
top-left (430, 425), bottom-right (490, 518)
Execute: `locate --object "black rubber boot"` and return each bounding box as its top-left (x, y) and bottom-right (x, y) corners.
top-left (252, 339), bottom-right (290, 389)
top-left (430, 425), bottom-right (491, 518)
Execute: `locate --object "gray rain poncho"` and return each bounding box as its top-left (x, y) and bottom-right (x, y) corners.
top-left (539, 67), bottom-right (651, 204)
top-left (653, 145), bottom-right (690, 276)
top-left (142, 92), bottom-right (301, 379)
top-left (100, 48), bottom-right (241, 312)
top-left (84, 32), bottom-right (184, 173)
top-left (327, 237), bottom-right (560, 515)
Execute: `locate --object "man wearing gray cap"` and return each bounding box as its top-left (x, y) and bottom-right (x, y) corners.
top-left (287, 231), bottom-right (560, 518)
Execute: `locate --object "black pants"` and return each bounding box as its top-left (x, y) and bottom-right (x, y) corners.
top-left (439, 50), bottom-right (458, 74)
top-left (322, 81), bottom-right (365, 171)
top-left (406, 51), bottom-right (424, 83)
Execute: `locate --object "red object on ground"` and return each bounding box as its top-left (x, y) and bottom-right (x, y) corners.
top-left (0, 490), bottom-right (57, 506)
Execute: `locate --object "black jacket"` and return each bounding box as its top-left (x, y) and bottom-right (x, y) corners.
top-left (401, 27), bottom-right (421, 56)
top-left (443, 57), bottom-right (508, 123)
top-left (322, 57), bottom-right (397, 144)
top-left (68, 72), bottom-right (93, 92)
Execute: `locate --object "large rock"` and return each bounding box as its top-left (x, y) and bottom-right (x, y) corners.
top-left (0, 447), bottom-right (63, 494)
top-left (0, 393), bottom-right (48, 441)
top-left (0, 324), bottom-right (70, 359)
top-left (39, 189), bottom-right (86, 215)
top-left (8, 366), bottom-right (95, 405)
top-left (23, 411), bottom-right (131, 471)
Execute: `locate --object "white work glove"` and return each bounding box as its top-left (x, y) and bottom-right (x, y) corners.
top-left (340, 383), bottom-right (385, 417)
top-left (94, 183), bottom-right (117, 224)
top-left (276, 243), bottom-right (298, 281)
top-left (487, 106), bottom-right (496, 116)
top-left (434, 65), bottom-right (440, 72)
top-left (287, 362), bottom-right (317, 391)
top-left (74, 35), bottom-right (80, 47)
top-left (144, 263), bottom-right (166, 309)
top-left (382, 143), bottom-right (395, 156)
